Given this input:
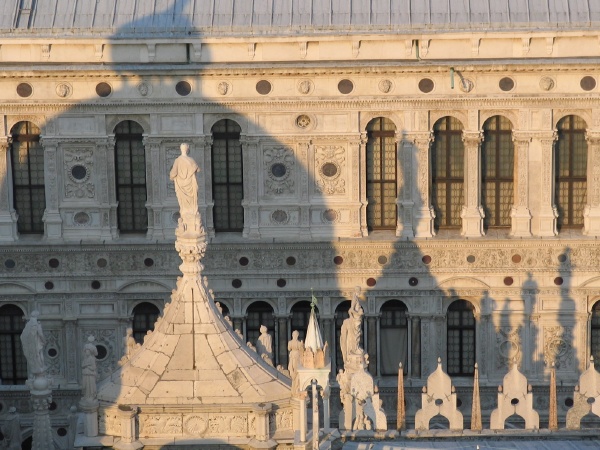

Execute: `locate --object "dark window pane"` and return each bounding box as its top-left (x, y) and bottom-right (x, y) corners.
top-left (115, 121), bottom-right (148, 233)
top-left (0, 305), bottom-right (27, 384)
top-left (447, 300), bottom-right (476, 376)
top-left (211, 119), bottom-right (244, 232)
top-left (10, 121), bottom-right (45, 234)
top-left (132, 302), bottom-right (160, 344)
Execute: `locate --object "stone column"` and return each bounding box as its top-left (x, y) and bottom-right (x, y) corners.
top-left (196, 136), bottom-right (215, 237)
top-left (297, 392), bottom-right (308, 443)
top-left (104, 135), bottom-right (119, 238)
top-left (396, 134), bottom-right (414, 238)
top-left (461, 131), bottom-right (484, 237)
top-left (232, 316), bottom-right (244, 336)
top-left (321, 385), bottom-right (331, 429)
top-left (411, 316), bottom-right (421, 378)
top-left (276, 314), bottom-right (289, 367)
top-left (510, 132), bottom-right (533, 236)
top-left (30, 377), bottom-right (54, 450)
top-left (40, 138), bottom-right (63, 240)
top-left (240, 135), bottom-right (260, 238)
top-left (358, 132), bottom-right (369, 236)
top-left (538, 131), bottom-right (558, 236)
top-left (0, 136), bottom-right (18, 241)
top-left (298, 141), bottom-right (312, 237)
top-left (251, 402), bottom-right (273, 442)
top-left (63, 319), bottom-right (78, 386)
top-left (410, 132), bottom-right (435, 237)
top-left (584, 130), bottom-right (600, 235)
top-left (366, 315), bottom-right (378, 376)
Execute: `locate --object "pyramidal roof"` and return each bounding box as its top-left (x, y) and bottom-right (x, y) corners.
top-left (97, 181), bottom-right (290, 406)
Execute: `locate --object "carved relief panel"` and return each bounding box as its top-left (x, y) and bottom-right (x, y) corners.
top-left (263, 146), bottom-right (295, 196)
top-left (495, 326), bottom-right (523, 370)
top-left (313, 144), bottom-right (346, 195)
top-left (64, 148), bottom-right (95, 199)
top-left (543, 326), bottom-right (574, 370)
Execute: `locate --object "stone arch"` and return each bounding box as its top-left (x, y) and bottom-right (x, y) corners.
top-left (437, 276), bottom-right (490, 292)
top-left (441, 295), bottom-right (481, 316)
top-left (376, 297), bottom-right (410, 314)
top-left (480, 110), bottom-right (518, 130)
top-left (286, 298), bottom-right (319, 315)
top-left (7, 116), bottom-right (46, 135)
top-left (359, 111), bottom-right (403, 132)
top-left (430, 111), bottom-right (467, 130)
top-left (106, 115), bottom-right (151, 135)
top-left (553, 111), bottom-right (590, 129)
top-left (117, 280), bottom-right (171, 293)
top-left (242, 298), bottom-right (277, 315)
top-left (0, 282), bottom-right (36, 294)
top-left (205, 114), bottom-right (248, 135)
top-left (127, 299), bottom-right (163, 317)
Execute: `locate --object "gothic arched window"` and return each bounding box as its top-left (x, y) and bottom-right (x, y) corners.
top-left (366, 117), bottom-right (397, 230)
top-left (432, 117), bottom-right (464, 229)
top-left (10, 121), bottom-right (45, 234)
top-left (555, 115), bottom-right (587, 230)
top-left (591, 301), bottom-right (600, 370)
top-left (0, 304), bottom-right (27, 384)
top-left (211, 119), bottom-right (244, 232)
top-left (447, 300), bottom-right (476, 376)
top-left (132, 302), bottom-right (160, 344)
top-left (481, 116), bottom-right (514, 228)
top-left (114, 120), bottom-right (148, 233)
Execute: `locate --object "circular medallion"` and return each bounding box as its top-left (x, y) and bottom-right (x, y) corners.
top-left (418, 78), bottom-right (434, 93)
top-left (217, 81), bottom-right (230, 95)
top-left (71, 165), bottom-right (88, 181)
top-left (539, 77), bottom-right (555, 91)
top-left (137, 82), bottom-right (152, 97)
top-left (184, 415), bottom-right (208, 435)
top-left (338, 79), bottom-right (354, 94)
top-left (56, 83), bottom-right (72, 98)
top-left (580, 76), bottom-right (596, 91)
top-left (270, 163), bottom-right (287, 178)
top-left (322, 209), bottom-right (339, 223)
top-left (73, 212), bottom-right (90, 226)
top-left (296, 114), bottom-right (311, 129)
top-left (256, 80), bottom-right (272, 95)
top-left (271, 210), bottom-right (289, 224)
top-left (298, 79), bottom-right (313, 94)
top-left (95, 82), bottom-right (112, 97)
top-left (17, 83), bottom-right (33, 98)
top-left (321, 162), bottom-right (338, 177)
top-left (176, 81), bottom-right (192, 96)
top-left (499, 77), bottom-right (515, 92)
top-left (378, 79), bottom-right (393, 93)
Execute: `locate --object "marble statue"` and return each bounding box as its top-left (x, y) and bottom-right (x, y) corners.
top-left (81, 336), bottom-right (98, 401)
top-left (288, 331), bottom-right (303, 378)
top-left (2, 407), bottom-right (21, 450)
top-left (169, 143), bottom-right (200, 215)
top-left (340, 286), bottom-right (364, 365)
top-left (256, 325), bottom-right (273, 361)
top-left (20, 310), bottom-right (46, 378)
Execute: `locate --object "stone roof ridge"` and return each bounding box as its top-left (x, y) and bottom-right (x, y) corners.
top-left (2, 0), bottom-right (599, 36)
top-left (97, 268), bottom-right (291, 406)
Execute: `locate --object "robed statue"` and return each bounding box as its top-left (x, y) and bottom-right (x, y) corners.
top-left (20, 310), bottom-right (46, 379)
top-left (170, 143), bottom-right (200, 215)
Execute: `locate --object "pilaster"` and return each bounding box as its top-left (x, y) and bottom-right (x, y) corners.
top-left (538, 131), bottom-right (558, 236)
top-left (0, 137), bottom-right (18, 241)
top-left (276, 313), bottom-right (289, 368)
top-left (142, 136), bottom-right (163, 240)
top-left (40, 137), bottom-right (63, 240)
top-left (510, 132), bottom-right (533, 237)
top-left (410, 132), bottom-right (435, 238)
top-left (96, 137), bottom-right (118, 240)
top-left (461, 130), bottom-right (484, 237)
top-left (358, 132), bottom-right (369, 236)
top-left (411, 315), bottom-right (421, 378)
top-left (366, 314), bottom-right (378, 376)
top-left (396, 134), bottom-right (414, 238)
top-left (196, 135), bottom-right (215, 237)
top-left (240, 135), bottom-right (261, 238)
top-left (583, 130), bottom-right (600, 235)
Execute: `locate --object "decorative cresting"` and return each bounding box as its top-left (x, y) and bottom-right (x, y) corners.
top-left (414, 358), bottom-right (463, 431)
top-left (566, 356), bottom-right (600, 429)
top-left (95, 143), bottom-right (292, 449)
top-left (490, 362), bottom-right (539, 430)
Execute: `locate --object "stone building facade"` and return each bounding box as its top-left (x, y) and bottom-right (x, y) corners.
top-left (1, 1), bottom-right (600, 445)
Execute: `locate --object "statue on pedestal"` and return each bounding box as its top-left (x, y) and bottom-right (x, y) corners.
top-left (340, 286), bottom-right (364, 366)
top-left (256, 325), bottom-right (273, 365)
top-left (20, 310), bottom-right (46, 380)
top-left (169, 143), bottom-right (200, 215)
top-left (81, 336), bottom-right (98, 402)
top-left (288, 330), bottom-right (304, 392)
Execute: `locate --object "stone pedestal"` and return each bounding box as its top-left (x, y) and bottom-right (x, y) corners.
top-left (30, 376), bottom-right (54, 450)
top-left (113, 405), bottom-right (142, 450)
top-left (78, 398), bottom-right (99, 437)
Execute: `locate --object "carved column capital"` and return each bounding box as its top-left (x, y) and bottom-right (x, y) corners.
top-left (461, 130), bottom-right (484, 146)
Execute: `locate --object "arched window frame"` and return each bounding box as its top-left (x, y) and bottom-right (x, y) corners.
top-left (131, 302), bottom-right (160, 344)
top-left (555, 115), bottom-right (587, 230)
top-left (0, 304), bottom-right (27, 384)
top-left (379, 300), bottom-right (408, 376)
top-left (114, 120), bottom-right (148, 233)
top-left (211, 119), bottom-right (244, 232)
top-left (365, 117), bottom-right (398, 231)
top-left (245, 301), bottom-right (275, 356)
top-left (591, 300), bottom-right (600, 370)
top-left (10, 121), bottom-right (45, 234)
top-left (431, 117), bottom-right (465, 229)
top-left (446, 299), bottom-right (476, 376)
top-left (481, 116), bottom-right (514, 229)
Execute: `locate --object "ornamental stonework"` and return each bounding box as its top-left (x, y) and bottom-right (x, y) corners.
top-left (543, 326), bottom-right (574, 370)
top-left (264, 147), bottom-right (295, 195)
top-left (314, 145), bottom-right (346, 195)
top-left (64, 149), bottom-right (95, 199)
top-left (495, 326), bottom-right (522, 369)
